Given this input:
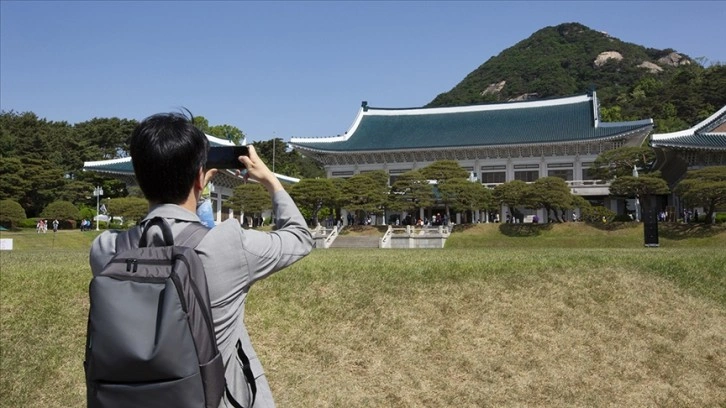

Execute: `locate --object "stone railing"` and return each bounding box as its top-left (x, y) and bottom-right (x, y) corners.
top-left (380, 225), bottom-right (394, 248)
top-left (382, 225), bottom-right (450, 249)
top-left (324, 225), bottom-right (340, 248)
top-left (312, 225), bottom-right (341, 249)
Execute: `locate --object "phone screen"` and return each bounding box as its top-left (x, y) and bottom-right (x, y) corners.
top-left (206, 146), bottom-right (249, 169)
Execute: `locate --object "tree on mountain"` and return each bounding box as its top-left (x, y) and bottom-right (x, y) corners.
top-left (423, 21), bottom-right (726, 139)
top-left (675, 166), bottom-right (726, 224)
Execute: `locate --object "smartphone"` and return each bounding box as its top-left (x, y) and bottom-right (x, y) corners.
top-left (206, 146), bottom-right (249, 169)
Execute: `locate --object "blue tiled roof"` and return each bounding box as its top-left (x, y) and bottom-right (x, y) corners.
top-left (290, 94), bottom-right (653, 152)
top-left (650, 134), bottom-right (726, 150)
top-left (84, 134), bottom-right (237, 175)
top-left (84, 158), bottom-right (135, 175)
top-left (651, 105), bottom-right (726, 151)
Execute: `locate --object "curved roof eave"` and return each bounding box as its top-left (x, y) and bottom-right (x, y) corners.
top-left (650, 143), bottom-right (726, 151)
top-left (651, 105), bottom-right (726, 141)
top-left (83, 133), bottom-right (239, 173)
top-left (205, 133), bottom-right (238, 146)
top-left (290, 124), bottom-right (652, 155)
top-left (290, 94), bottom-right (594, 145)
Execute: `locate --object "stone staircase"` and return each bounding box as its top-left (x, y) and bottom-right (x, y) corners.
top-left (328, 235), bottom-right (380, 248)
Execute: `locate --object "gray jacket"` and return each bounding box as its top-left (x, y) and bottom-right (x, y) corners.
top-left (90, 190), bottom-right (313, 407)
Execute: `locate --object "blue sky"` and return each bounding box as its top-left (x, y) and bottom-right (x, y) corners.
top-left (1, 1), bottom-right (725, 143)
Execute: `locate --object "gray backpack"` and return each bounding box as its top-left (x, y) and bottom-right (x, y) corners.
top-left (84, 217), bottom-right (252, 408)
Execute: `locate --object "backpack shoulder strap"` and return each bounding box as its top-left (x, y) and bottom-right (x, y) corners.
top-left (175, 222), bottom-right (210, 249)
top-left (114, 226), bottom-right (143, 253)
top-left (139, 217), bottom-right (174, 247)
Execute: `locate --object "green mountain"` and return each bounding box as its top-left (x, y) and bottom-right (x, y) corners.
top-left (427, 22), bottom-right (726, 132)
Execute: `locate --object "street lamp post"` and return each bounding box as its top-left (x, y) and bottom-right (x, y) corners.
top-left (633, 166), bottom-right (641, 222)
top-left (93, 186), bottom-right (104, 231)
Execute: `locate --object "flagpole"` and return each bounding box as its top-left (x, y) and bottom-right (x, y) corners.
top-left (94, 186), bottom-right (103, 231)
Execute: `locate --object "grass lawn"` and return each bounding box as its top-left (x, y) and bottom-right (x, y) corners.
top-left (1, 224), bottom-right (725, 407)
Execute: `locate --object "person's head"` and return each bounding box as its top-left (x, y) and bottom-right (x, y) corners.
top-left (130, 111), bottom-right (209, 204)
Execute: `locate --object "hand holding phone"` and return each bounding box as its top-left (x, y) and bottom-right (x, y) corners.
top-left (206, 146), bottom-right (249, 169)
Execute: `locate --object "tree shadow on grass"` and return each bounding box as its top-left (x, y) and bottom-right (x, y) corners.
top-left (658, 223), bottom-right (726, 240)
top-left (585, 221), bottom-right (640, 232)
top-left (451, 224), bottom-right (479, 233)
top-left (498, 223), bottom-right (553, 237)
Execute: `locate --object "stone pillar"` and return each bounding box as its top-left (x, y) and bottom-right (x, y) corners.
top-left (215, 194), bottom-right (223, 223)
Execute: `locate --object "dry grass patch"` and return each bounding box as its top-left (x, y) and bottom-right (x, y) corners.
top-left (250, 250), bottom-right (726, 407)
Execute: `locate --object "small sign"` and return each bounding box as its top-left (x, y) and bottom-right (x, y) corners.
top-left (0, 239), bottom-right (13, 250)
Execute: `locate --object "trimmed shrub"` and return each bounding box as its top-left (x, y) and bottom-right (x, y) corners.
top-left (0, 199), bottom-right (27, 229)
top-left (581, 205), bottom-right (616, 224)
top-left (40, 200), bottom-right (81, 221)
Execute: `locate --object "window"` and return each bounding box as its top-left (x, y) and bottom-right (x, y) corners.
top-left (581, 168), bottom-right (596, 180)
top-left (514, 170), bottom-right (539, 182)
top-left (481, 172), bottom-right (506, 184)
top-left (548, 169), bottom-right (573, 180)
top-left (580, 162), bottom-right (595, 180)
top-left (481, 165), bottom-right (506, 171)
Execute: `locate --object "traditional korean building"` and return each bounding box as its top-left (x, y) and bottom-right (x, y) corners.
top-left (650, 105), bottom-right (726, 217)
top-left (83, 133), bottom-right (299, 224)
top-left (290, 92), bottom-right (654, 222)
top-left (650, 105), bottom-right (726, 184)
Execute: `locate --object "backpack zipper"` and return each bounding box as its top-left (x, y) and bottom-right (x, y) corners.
top-left (106, 258), bottom-right (174, 284)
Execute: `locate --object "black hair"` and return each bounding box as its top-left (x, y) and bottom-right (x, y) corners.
top-left (130, 111), bottom-right (209, 204)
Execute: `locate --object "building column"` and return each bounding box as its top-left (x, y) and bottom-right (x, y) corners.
top-left (214, 194), bottom-right (223, 223)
